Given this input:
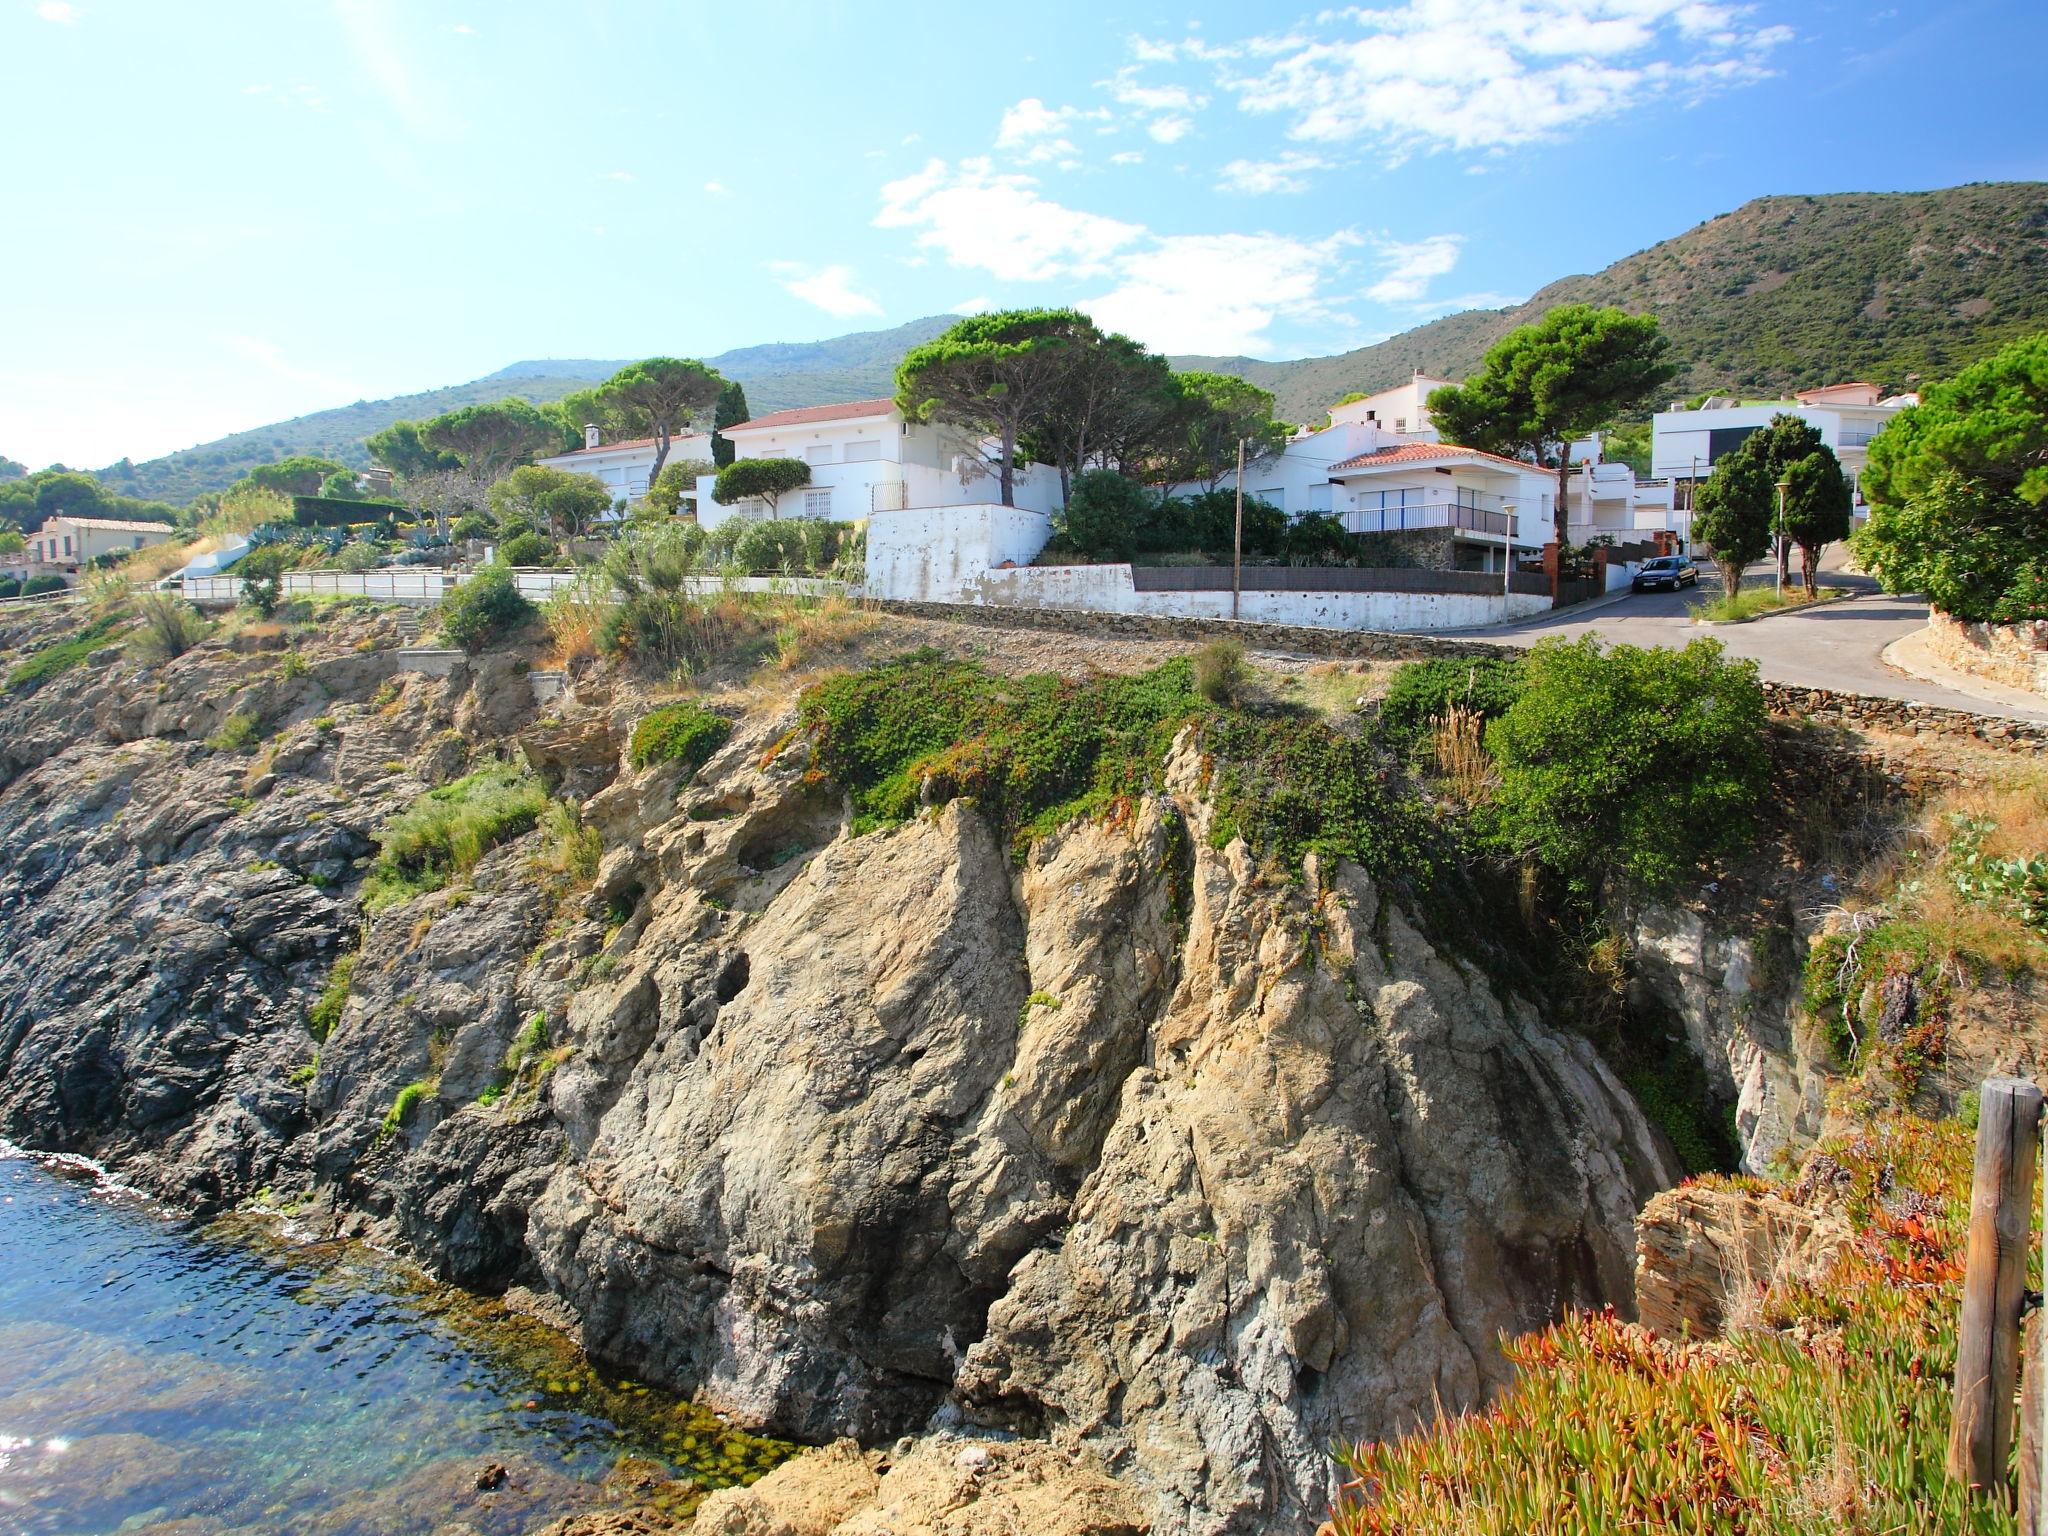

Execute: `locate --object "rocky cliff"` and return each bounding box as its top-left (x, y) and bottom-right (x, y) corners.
top-left (0, 601), bottom-right (1683, 1535)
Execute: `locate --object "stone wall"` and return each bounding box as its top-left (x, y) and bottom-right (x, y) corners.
top-left (870, 598), bottom-right (2048, 751)
top-left (1926, 611), bottom-right (2048, 698)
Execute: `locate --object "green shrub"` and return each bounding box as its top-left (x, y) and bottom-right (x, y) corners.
top-left (309, 952), bottom-right (357, 1041)
top-left (733, 519), bottom-right (812, 573)
top-left (1379, 656), bottom-right (1526, 739)
top-left (1282, 512), bottom-right (1356, 565)
top-left (0, 577), bottom-right (20, 599)
top-left (504, 1011), bottom-right (549, 1074)
top-left (362, 763), bottom-right (549, 907)
top-left (382, 1080), bottom-right (430, 1134)
top-left (1484, 636), bottom-right (1768, 892)
top-left (1191, 639), bottom-right (1245, 704)
top-left (6, 614), bottom-right (122, 691)
top-left (434, 563), bottom-right (534, 652)
top-left (1148, 491), bottom-right (1286, 560)
top-left (496, 530), bottom-right (557, 566)
top-left (21, 573), bottom-right (66, 597)
top-left (628, 701), bottom-right (732, 773)
top-left (451, 512), bottom-right (493, 542)
top-left (1056, 470), bottom-right (1152, 562)
top-left (205, 710), bottom-right (264, 753)
top-left (132, 592), bottom-right (208, 662)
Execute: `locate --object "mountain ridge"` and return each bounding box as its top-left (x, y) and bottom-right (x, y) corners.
top-left (88, 182), bottom-right (2048, 502)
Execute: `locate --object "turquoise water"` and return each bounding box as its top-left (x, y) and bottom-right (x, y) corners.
top-left (0, 1147), bottom-right (789, 1535)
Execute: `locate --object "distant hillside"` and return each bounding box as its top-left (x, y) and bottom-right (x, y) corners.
top-left (92, 183), bottom-right (2048, 500)
top-left (1212, 182), bottom-right (2048, 422)
top-left (101, 317), bottom-right (954, 504)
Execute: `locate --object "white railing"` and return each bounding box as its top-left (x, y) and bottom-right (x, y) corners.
top-left (1343, 495), bottom-right (1514, 538)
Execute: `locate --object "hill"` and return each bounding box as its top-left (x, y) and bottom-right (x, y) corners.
top-left (1223, 181), bottom-right (2048, 422)
top-left (91, 183), bottom-right (2048, 500)
top-left (98, 316), bottom-right (953, 504)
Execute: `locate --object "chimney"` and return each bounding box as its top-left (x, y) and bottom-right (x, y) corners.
top-left (583, 423), bottom-right (600, 451)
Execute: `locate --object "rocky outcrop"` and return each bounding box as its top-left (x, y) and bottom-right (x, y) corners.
top-left (1633, 1182), bottom-right (1853, 1338)
top-left (0, 603), bottom-right (1682, 1536)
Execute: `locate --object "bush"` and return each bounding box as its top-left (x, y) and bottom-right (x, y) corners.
top-left (733, 519), bottom-right (812, 573)
top-left (205, 710), bottom-right (264, 753)
top-left (21, 573), bottom-right (65, 596)
top-left (434, 563), bottom-right (534, 652)
top-left (628, 701), bottom-right (733, 773)
top-left (132, 592), bottom-right (208, 661)
top-left (1057, 470), bottom-right (1151, 562)
top-left (1484, 637), bottom-right (1769, 891)
top-left (1282, 512), bottom-right (1356, 565)
top-left (450, 512), bottom-right (494, 542)
top-left (496, 530), bottom-right (557, 566)
top-left (363, 763), bottom-right (549, 907)
top-left (308, 952), bottom-right (356, 1041)
top-left (0, 577), bottom-right (21, 599)
top-left (1379, 656), bottom-right (1526, 739)
top-left (1191, 639), bottom-right (1245, 704)
top-left (1153, 491), bottom-right (1286, 560)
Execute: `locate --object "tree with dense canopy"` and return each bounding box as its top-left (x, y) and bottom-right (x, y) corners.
top-left (646, 459), bottom-right (714, 517)
top-left (1780, 449), bottom-right (1853, 596)
top-left (1688, 413), bottom-right (1843, 598)
top-left (1024, 325), bottom-right (1180, 497)
top-left (0, 456), bottom-right (26, 481)
top-left (486, 465), bottom-right (614, 542)
top-left (896, 308), bottom-right (1099, 507)
top-left (243, 456), bottom-right (349, 498)
top-left (1427, 305), bottom-right (1675, 556)
top-left (711, 458), bottom-right (811, 518)
top-left (712, 380), bottom-right (749, 468)
top-left (1167, 372), bottom-right (1292, 492)
top-left (421, 399), bottom-right (562, 479)
top-left (365, 420), bottom-right (459, 481)
top-left (595, 358), bottom-right (726, 487)
top-left (1856, 333), bottom-right (2048, 621)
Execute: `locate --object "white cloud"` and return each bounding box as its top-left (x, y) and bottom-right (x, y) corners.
top-left (1110, 151), bottom-right (1145, 166)
top-left (1216, 151), bottom-right (1327, 194)
top-left (1363, 233), bottom-right (1464, 304)
top-left (598, 169), bottom-right (633, 182)
top-left (703, 180), bottom-right (731, 196)
top-left (34, 2), bottom-right (80, 22)
top-left (1147, 1), bottom-right (1789, 158)
top-left (447, 21), bottom-right (475, 35)
top-left (773, 262), bottom-right (884, 319)
top-left (875, 158), bottom-right (1144, 283)
top-left (1084, 231), bottom-right (1360, 355)
top-left (1147, 114), bottom-right (1194, 144)
top-left (994, 97), bottom-right (1107, 164)
top-left (949, 296), bottom-right (993, 315)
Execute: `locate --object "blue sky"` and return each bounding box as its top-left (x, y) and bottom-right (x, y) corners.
top-left (4, 0), bottom-right (2043, 470)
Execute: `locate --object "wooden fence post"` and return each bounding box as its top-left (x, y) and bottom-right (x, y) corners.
top-left (1950, 1076), bottom-right (2044, 1500)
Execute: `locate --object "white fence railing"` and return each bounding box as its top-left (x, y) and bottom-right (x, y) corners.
top-left (186, 568), bottom-right (847, 608)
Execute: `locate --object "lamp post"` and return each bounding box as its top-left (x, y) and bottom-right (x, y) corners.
top-left (1773, 478), bottom-right (1790, 597)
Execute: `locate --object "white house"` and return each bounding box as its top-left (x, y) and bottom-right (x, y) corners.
top-left (1322, 371), bottom-right (1456, 441)
top-left (1651, 381), bottom-right (1913, 509)
top-left (27, 515), bottom-right (176, 573)
top-left (1194, 414), bottom-right (1554, 573)
top-left (695, 397), bottom-right (1062, 529)
top-left (536, 426), bottom-right (716, 513)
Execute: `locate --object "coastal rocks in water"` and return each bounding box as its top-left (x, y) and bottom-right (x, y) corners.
top-left (1633, 1181), bottom-right (1853, 1339)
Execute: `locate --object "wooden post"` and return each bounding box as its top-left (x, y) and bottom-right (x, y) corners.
top-left (1950, 1077), bottom-right (2044, 1500)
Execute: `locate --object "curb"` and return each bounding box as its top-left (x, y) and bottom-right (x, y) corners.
top-left (1692, 587), bottom-right (1854, 627)
top-left (1880, 630), bottom-right (2048, 722)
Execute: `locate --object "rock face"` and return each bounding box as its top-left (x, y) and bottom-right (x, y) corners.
top-left (1633, 1182), bottom-right (1853, 1339)
top-left (0, 603), bottom-right (1680, 1536)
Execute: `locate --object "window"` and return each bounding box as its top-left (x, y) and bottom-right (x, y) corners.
top-left (842, 439), bottom-right (881, 462)
top-left (1393, 417), bottom-right (1406, 433)
top-left (62, 535), bottom-right (72, 557)
top-left (805, 444), bottom-right (836, 465)
top-left (803, 488), bottom-right (833, 518)
top-left (1254, 488), bottom-right (1285, 513)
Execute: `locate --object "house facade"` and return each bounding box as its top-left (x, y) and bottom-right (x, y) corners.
top-left (1650, 381), bottom-right (1913, 508)
top-left (27, 515), bottom-right (175, 573)
top-left (1323, 372), bottom-right (1456, 441)
top-left (535, 426), bottom-right (716, 513)
top-left (695, 397), bottom-right (1062, 528)
top-left (1189, 415), bottom-right (1553, 573)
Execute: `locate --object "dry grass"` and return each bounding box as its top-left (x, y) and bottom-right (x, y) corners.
top-left (1431, 702), bottom-right (1494, 802)
top-left (541, 571), bottom-right (614, 668)
top-left (121, 536), bottom-right (205, 584)
top-left (771, 595), bottom-right (878, 673)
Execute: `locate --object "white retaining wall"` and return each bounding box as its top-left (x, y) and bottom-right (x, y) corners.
top-left (962, 563), bottom-right (1552, 630)
top-left (865, 504), bottom-right (1054, 602)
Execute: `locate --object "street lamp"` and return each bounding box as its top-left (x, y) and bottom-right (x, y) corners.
top-left (1773, 478), bottom-right (1790, 597)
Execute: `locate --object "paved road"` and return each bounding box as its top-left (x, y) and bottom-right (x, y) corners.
top-left (1464, 552), bottom-right (2048, 723)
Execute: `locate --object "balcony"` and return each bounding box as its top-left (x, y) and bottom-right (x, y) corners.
top-left (1341, 487), bottom-right (1514, 538)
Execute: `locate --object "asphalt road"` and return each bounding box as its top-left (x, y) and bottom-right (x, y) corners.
top-left (1465, 552), bottom-right (2048, 723)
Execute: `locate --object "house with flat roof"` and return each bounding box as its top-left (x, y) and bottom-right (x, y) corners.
top-left (1651, 381), bottom-right (1914, 508)
top-left (27, 515), bottom-right (176, 574)
top-left (694, 397), bottom-right (1061, 528)
top-left (1323, 371), bottom-right (1456, 441)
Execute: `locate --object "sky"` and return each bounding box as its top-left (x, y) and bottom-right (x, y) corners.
top-left (3, 0), bottom-right (2044, 471)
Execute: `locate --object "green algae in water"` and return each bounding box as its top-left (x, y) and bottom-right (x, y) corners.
top-left (0, 1150), bottom-right (795, 1535)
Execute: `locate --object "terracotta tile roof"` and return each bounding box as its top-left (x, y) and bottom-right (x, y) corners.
top-left (1325, 441), bottom-right (1546, 476)
top-left (48, 516), bottom-right (178, 533)
top-left (722, 397), bottom-right (896, 433)
top-left (545, 431), bottom-right (713, 460)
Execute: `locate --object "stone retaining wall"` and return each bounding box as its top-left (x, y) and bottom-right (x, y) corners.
top-left (871, 597), bottom-right (2047, 752)
top-left (1926, 611), bottom-right (2048, 699)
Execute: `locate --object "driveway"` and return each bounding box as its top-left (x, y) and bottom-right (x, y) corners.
top-left (1465, 552), bottom-right (2048, 724)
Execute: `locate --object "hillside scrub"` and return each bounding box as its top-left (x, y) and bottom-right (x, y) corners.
top-left (5, 614), bottom-right (126, 692)
top-left (1334, 1115), bottom-right (2000, 1536)
top-left (362, 762), bottom-right (549, 908)
top-left (433, 563), bottom-right (534, 652)
top-left (628, 701), bottom-right (732, 774)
